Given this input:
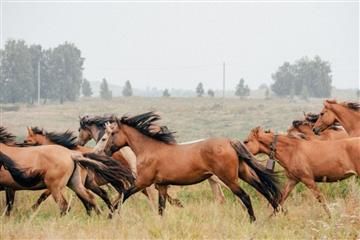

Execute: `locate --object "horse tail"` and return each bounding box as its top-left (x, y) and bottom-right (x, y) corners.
top-left (0, 151), bottom-right (43, 187)
top-left (230, 141), bottom-right (282, 209)
top-left (72, 153), bottom-right (135, 194)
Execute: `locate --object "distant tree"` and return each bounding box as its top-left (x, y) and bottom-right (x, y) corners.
top-left (235, 78), bottom-right (250, 99)
top-left (100, 78), bottom-right (112, 100)
top-left (29, 44), bottom-right (42, 104)
top-left (82, 78), bottom-right (93, 97)
top-left (123, 80), bottom-right (133, 97)
top-left (271, 62), bottom-right (295, 97)
top-left (196, 82), bottom-right (204, 97)
top-left (162, 89), bottom-right (170, 97)
top-left (271, 56), bottom-right (332, 98)
top-left (265, 87), bottom-right (270, 100)
top-left (300, 85), bottom-right (309, 101)
top-left (356, 89), bottom-right (360, 99)
top-left (207, 89), bottom-right (215, 97)
top-left (0, 40), bottom-right (33, 103)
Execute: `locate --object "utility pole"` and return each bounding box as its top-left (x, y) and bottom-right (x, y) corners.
top-left (222, 62), bottom-right (226, 99)
top-left (37, 60), bottom-right (41, 105)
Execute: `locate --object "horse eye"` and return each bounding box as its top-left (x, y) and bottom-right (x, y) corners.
top-left (102, 138), bottom-right (106, 141)
top-left (244, 140), bottom-right (249, 144)
top-left (320, 112), bottom-right (324, 116)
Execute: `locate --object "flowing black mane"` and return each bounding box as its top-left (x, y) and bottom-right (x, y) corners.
top-left (0, 126), bottom-right (16, 144)
top-left (304, 113), bottom-right (319, 123)
top-left (31, 127), bottom-right (78, 149)
top-left (345, 102), bottom-right (360, 112)
top-left (79, 115), bottom-right (116, 129)
top-left (119, 111), bottom-right (176, 144)
top-left (46, 130), bottom-right (78, 149)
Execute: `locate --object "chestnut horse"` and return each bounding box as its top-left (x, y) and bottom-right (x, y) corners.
top-left (23, 126), bottom-right (134, 215)
top-left (313, 100), bottom-right (360, 137)
top-left (244, 127), bottom-right (360, 217)
top-left (26, 125), bottom-right (183, 210)
top-left (0, 126), bottom-right (134, 216)
top-left (288, 119), bottom-right (348, 140)
top-left (101, 112), bottom-right (281, 222)
top-left (78, 115), bottom-right (226, 205)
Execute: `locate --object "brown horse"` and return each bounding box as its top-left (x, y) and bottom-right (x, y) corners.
top-left (100, 112), bottom-right (281, 222)
top-left (23, 126), bottom-right (135, 215)
top-left (78, 115), bottom-right (227, 205)
top-left (313, 100), bottom-right (360, 137)
top-left (288, 119), bottom-right (348, 140)
top-left (244, 127), bottom-right (360, 217)
top-left (0, 126), bottom-right (134, 216)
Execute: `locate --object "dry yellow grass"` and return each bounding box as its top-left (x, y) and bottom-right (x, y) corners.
top-left (1, 97), bottom-right (359, 239)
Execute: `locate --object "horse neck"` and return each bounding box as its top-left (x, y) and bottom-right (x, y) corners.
top-left (331, 104), bottom-right (360, 134)
top-left (40, 135), bottom-right (54, 145)
top-left (122, 125), bottom-right (162, 156)
top-left (258, 134), bottom-right (294, 165)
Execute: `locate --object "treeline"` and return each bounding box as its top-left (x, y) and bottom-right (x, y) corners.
top-left (271, 56), bottom-right (332, 98)
top-left (0, 40), bottom-right (84, 104)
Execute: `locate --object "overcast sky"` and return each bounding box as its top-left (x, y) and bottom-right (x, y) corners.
top-left (2, 1), bottom-right (359, 90)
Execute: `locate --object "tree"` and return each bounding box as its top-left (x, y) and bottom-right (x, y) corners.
top-left (357, 89), bottom-right (360, 99)
top-left (235, 78), bottom-right (250, 98)
top-left (265, 87), bottom-right (270, 100)
top-left (82, 78), bottom-right (93, 97)
top-left (0, 40), bottom-right (33, 103)
top-left (300, 85), bottom-right (309, 101)
top-left (162, 89), bottom-right (170, 97)
top-left (122, 80), bottom-right (133, 97)
top-left (207, 89), bottom-right (215, 97)
top-left (271, 56), bottom-right (332, 98)
top-left (196, 82), bottom-right (204, 97)
top-left (100, 78), bottom-right (112, 100)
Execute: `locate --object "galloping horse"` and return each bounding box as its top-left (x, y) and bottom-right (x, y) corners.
top-left (78, 115), bottom-right (227, 205)
top-left (288, 119), bottom-right (348, 140)
top-left (244, 127), bottom-right (360, 217)
top-left (0, 126), bottom-right (134, 216)
top-left (100, 112), bottom-right (281, 222)
top-left (23, 126), bottom-right (134, 215)
top-left (313, 100), bottom-right (360, 137)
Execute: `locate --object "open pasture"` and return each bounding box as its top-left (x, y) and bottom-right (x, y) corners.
top-left (1, 97), bottom-right (359, 239)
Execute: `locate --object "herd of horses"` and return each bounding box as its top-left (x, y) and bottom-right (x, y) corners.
top-left (0, 99), bottom-right (359, 222)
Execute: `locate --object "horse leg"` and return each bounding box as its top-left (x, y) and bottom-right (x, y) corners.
top-left (141, 185), bottom-right (157, 210)
top-left (71, 185), bottom-right (102, 216)
top-left (301, 178), bottom-right (331, 218)
top-left (227, 182), bottom-right (256, 222)
top-left (32, 190), bottom-right (51, 211)
top-left (5, 188), bottom-right (15, 216)
top-left (167, 193), bottom-right (184, 208)
top-left (86, 181), bottom-right (114, 215)
top-left (207, 176), bottom-right (226, 204)
top-left (49, 187), bottom-right (69, 216)
top-left (278, 178), bottom-right (299, 213)
top-left (156, 184), bottom-right (168, 216)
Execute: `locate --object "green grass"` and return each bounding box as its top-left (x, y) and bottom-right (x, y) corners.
top-left (1, 97), bottom-right (359, 239)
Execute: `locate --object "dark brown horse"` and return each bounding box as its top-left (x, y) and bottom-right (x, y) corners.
top-left (244, 127), bottom-right (360, 217)
top-left (100, 112), bottom-right (281, 222)
top-left (313, 100), bottom-right (360, 137)
top-left (0, 126), bottom-right (134, 216)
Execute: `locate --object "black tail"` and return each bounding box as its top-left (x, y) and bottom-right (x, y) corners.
top-left (231, 141), bottom-right (282, 209)
top-left (72, 153), bottom-right (135, 194)
top-left (0, 151), bottom-right (43, 188)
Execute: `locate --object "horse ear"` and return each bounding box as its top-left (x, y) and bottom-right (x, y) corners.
top-left (27, 127), bottom-right (33, 136)
top-left (324, 100), bottom-right (332, 108)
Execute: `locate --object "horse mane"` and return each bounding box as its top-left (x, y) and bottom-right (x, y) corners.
top-left (79, 115), bottom-right (116, 129)
top-left (119, 111), bottom-right (176, 144)
top-left (31, 126), bottom-right (44, 135)
top-left (0, 126), bottom-right (16, 144)
top-left (304, 113), bottom-right (319, 123)
top-left (46, 130), bottom-right (78, 150)
top-left (344, 102), bottom-right (360, 112)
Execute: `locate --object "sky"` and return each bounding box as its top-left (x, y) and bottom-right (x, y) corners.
top-left (2, 1), bottom-right (359, 90)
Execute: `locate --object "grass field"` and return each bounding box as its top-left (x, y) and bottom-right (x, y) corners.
top-left (1, 97), bottom-right (359, 239)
